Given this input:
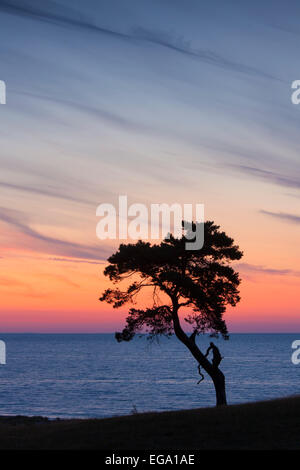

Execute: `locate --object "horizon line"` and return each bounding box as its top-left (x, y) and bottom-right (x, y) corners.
top-left (1, 331), bottom-right (300, 335)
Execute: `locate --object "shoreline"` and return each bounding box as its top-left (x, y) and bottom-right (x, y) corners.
top-left (0, 395), bottom-right (299, 449)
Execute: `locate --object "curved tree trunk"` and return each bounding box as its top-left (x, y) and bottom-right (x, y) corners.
top-left (172, 305), bottom-right (227, 406)
top-left (212, 369), bottom-right (227, 406)
top-left (188, 341), bottom-right (227, 406)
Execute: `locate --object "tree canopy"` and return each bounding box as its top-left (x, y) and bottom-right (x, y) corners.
top-left (100, 221), bottom-right (243, 342)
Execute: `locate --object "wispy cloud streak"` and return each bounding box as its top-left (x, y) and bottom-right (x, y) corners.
top-left (131, 27), bottom-right (280, 81)
top-left (0, 1), bottom-right (280, 82)
top-left (231, 165), bottom-right (300, 191)
top-left (0, 180), bottom-right (93, 206)
top-left (0, 0), bottom-right (130, 39)
top-left (261, 210), bottom-right (300, 224)
top-left (237, 262), bottom-right (300, 277)
top-left (0, 207), bottom-right (109, 261)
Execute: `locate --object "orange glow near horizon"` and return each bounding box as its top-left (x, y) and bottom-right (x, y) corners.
top-left (1, 222), bottom-right (299, 332)
top-left (1, 172), bottom-right (299, 333)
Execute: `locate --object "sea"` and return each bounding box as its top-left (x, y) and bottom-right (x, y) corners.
top-left (0, 333), bottom-right (299, 419)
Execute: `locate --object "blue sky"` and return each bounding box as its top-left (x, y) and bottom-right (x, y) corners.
top-left (1, 0), bottom-right (300, 254)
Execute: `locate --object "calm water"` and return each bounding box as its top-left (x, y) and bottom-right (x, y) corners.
top-left (0, 333), bottom-right (299, 418)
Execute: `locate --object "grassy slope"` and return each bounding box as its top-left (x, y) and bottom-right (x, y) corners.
top-left (0, 396), bottom-right (300, 450)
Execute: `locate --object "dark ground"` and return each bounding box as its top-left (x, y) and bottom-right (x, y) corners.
top-left (0, 396), bottom-right (300, 449)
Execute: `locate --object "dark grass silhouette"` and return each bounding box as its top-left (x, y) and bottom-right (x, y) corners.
top-left (0, 396), bottom-right (300, 449)
top-left (100, 221), bottom-right (243, 406)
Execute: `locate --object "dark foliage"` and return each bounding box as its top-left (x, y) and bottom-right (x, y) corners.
top-left (100, 221), bottom-right (243, 341)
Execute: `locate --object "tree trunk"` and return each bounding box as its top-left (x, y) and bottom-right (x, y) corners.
top-left (212, 369), bottom-right (227, 406)
top-left (171, 305), bottom-right (227, 406)
top-left (187, 339), bottom-right (227, 406)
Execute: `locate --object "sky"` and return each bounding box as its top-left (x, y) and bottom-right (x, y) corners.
top-left (0, 0), bottom-right (299, 332)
